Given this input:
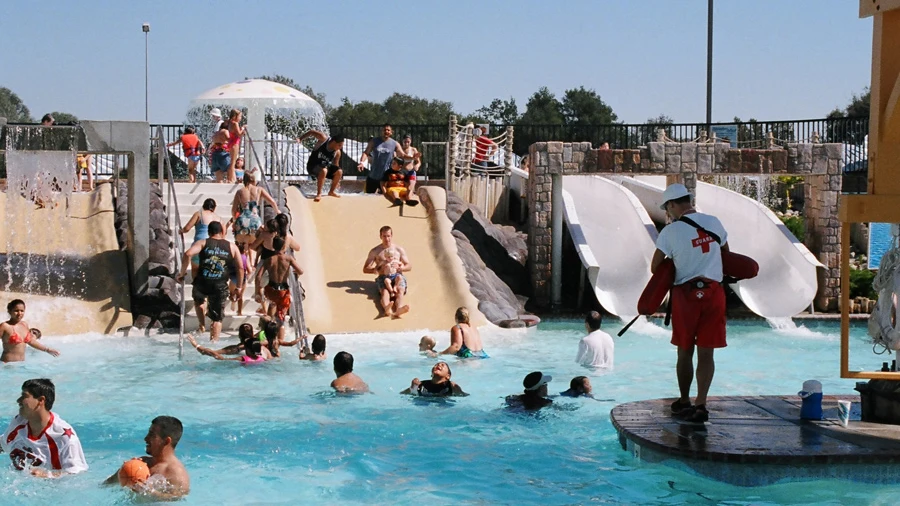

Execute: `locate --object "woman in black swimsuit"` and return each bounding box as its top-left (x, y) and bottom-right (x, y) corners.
top-left (401, 361), bottom-right (467, 397)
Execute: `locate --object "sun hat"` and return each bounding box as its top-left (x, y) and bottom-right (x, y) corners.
top-left (523, 371), bottom-right (552, 391)
top-left (798, 379), bottom-right (823, 399)
top-left (660, 183), bottom-right (691, 210)
top-left (210, 108), bottom-right (222, 118)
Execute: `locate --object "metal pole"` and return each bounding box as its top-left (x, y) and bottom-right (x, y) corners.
top-left (142, 23), bottom-right (150, 122)
top-left (550, 173), bottom-right (563, 307)
top-left (705, 0), bottom-right (713, 131)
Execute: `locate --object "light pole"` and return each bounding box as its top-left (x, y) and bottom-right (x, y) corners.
top-left (142, 22), bottom-right (150, 122)
top-left (705, 0), bottom-right (713, 133)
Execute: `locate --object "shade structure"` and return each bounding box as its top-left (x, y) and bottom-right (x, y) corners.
top-left (188, 79), bottom-right (326, 173)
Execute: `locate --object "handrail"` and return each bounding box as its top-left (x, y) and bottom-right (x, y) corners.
top-left (244, 131), bottom-right (307, 346)
top-left (156, 126), bottom-right (187, 359)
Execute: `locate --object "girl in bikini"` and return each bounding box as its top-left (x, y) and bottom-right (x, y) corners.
top-left (0, 299), bottom-right (60, 363)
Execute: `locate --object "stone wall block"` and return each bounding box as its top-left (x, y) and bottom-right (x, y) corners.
top-left (798, 143), bottom-right (813, 165)
top-left (726, 151), bottom-right (742, 173)
top-left (649, 142), bottom-right (666, 163)
top-left (548, 153), bottom-right (563, 173)
top-left (597, 150), bottom-right (614, 172)
top-left (698, 154), bottom-right (713, 173)
top-left (772, 150), bottom-right (788, 173)
top-left (665, 154), bottom-right (682, 173)
top-left (563, 145), bottom-right (573, 163)
top-left (681, 143), bottom-right (697, 163)
top-left (741, 149), bottom-right (761, 174)
top-left (572, 151), bottom-right (584, 165)
top-left (825, 143), bottom-right (843, 160)
top-left (547, 142), bottom-right (563, 154)
top-left (812, 154), bottom-right (827, 175)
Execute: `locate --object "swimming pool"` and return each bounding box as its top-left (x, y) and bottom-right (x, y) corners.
top-left (0, 318), bottom-right (895, 505)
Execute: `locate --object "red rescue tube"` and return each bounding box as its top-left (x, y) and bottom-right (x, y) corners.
top-left (722, 251), bottom-right (759, 280)
top-left (636, 252), bottom-right (758, 316)
top-left (638, 258), bottom-right (675, 315)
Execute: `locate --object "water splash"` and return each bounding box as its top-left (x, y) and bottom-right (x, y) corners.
top-left (766, 317), bottom-right (829, 339)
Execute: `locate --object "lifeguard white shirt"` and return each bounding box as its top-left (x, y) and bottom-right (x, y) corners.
top-left (576, 329), bottom-right (614, 368)
top-left (2, 413), bottom-right (88, 474)
top-left (656, 212), bottom-right (728, 285)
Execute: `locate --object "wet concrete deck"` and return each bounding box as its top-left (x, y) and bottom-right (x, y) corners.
top-left (611, 395), bottom-right (900, 485)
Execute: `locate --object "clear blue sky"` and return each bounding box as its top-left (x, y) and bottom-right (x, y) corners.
top-left (0, 0), bottom-right (872, 125)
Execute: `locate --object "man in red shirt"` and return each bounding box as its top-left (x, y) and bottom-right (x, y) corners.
top-left (472, 127), bottom-right (496, 168)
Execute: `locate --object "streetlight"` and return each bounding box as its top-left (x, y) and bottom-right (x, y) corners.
top-left (142, 22), bottom-right (150, 122)
top-left (705, 0), bottom-right (713, 133)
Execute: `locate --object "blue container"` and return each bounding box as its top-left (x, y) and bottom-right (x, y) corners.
top-left (800, 392), bottom-right (823, 420)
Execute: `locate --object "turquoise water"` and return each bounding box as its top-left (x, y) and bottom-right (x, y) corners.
top-left (0, 318), bottom-right (897, 505)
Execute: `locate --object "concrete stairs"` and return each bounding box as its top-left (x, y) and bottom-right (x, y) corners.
top-left (164, 182), bottom-right (267, 332)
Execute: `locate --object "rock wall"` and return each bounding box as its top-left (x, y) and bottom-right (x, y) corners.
top-left (423, 189), bottom-right (530, 325)
top-left (114, 182), bottom-right (180, 330)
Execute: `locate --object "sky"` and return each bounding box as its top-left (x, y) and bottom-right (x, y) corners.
top-left (0, 0), bottom-right (873, 125)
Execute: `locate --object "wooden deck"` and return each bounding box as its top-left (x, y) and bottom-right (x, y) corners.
top-left (610, 395), bottom-right (900, 486)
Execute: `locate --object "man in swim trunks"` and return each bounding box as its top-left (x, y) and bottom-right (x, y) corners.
top-left (177, 221), bottom-right (244, 342)
top-left (380, 157), bottom-right (419, 206)
top-left (209, 124), bottom-right (231, 184)
top-left (651, 183), bottom-right (729, 424)
top-left (331, 351), bottom-right (369, 393)
top-left (255, 236), bottom-right (303, 323)
top-left (363, 225), bottom-right (411, 318)
top-left (298, 129), bottom-right (344, 202)
top-left (357, 123), bottom-right (408, 194)
top-left (104, 416), bottom-right (190, 499)
top-left (2, 378), bottom-right (88, 477)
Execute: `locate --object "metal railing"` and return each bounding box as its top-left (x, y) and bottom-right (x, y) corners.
top-left (155, 126), bottom-right (187, 358)
top-left (244, 131), bottom-right (307, 345)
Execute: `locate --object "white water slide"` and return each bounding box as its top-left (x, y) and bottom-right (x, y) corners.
top-left (618, 176), bottom-right (823, 318)
top-left (562, 176), bottom-right (657, 317)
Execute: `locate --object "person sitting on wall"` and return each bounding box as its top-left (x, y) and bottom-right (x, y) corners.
top-left (381, 157), bottom-right (419, 207)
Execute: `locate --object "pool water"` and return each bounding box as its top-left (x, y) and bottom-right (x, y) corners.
top-left (0, 318), bottom-right (897, 505)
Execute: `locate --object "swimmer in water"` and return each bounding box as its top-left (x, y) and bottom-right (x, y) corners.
top-left (186, 324), bottom-right (268, 363)
top-left (1, 300), bottom-right (59, 363)
top-left (104, 416), bottom-right (190, 499)
top-left (331, 351), bottom-right (369, 393)
top-left (299, 334), bottom-right (327, 361)
top-left (401, 361), bottom-right (467, 397)
top-left (560, 376), bottom-right (594, 398)
top-left (418, 335), bottom-right (436, 354)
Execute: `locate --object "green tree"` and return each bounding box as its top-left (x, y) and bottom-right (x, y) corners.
top-left (464, 97), bottom-right (519, 125)
top-left (733, 116), bottom-right (763, 144)
top-left (328, 98), bottom-right (386, 126)
top-left (328, 93), bottom-right (457, 126)
top-left (637, 114), bottom-right (675, 145)
top-left (519, 87), bottom-right (563, 125)
top-left (49, 111), bottom-right (78, 125)
top-left (560, 86), bottom-right (617, 126)
top-left (826, 88), bottom-right (869, 144)
top-left (0, 87), bottom-right (33, 122)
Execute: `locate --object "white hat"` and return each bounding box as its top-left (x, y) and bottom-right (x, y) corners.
top-left (210, 108), bottom-right (222, 118)
top-left (660, 183), bottom-right (691, 210)
top-left (799, 379), bottom-right (822, 398)
top-left (523, 371), bottom-right (552, 391)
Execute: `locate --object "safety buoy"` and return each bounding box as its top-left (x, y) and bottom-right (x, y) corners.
top-left (636, 252), bottom-right (759, 315)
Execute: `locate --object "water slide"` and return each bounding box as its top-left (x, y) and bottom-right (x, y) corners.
top-left (285, 186), bottom-right (486, 334)
top-left (619, 176), bottom-right (823, 318)
top-left (561, 176), bottom-right (657, 317)
top-left (0, 184), bottom-right (132, 334)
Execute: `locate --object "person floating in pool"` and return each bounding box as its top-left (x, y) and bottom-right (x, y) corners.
top-left (418, 335), bottom-right (437, 356)
top-left (505, 371), bottom-right (553, 411)
top-left (255, 236), bottom-right (303, 323)
top-left (186, 329), bottom-right (267, 364)
top-left (2, 378), bottom-right (88, 477)
top-left (401, 361), bottom-right (467, 397)
top-left (299, 334), bottom-right (327, 361)
top-left (380, 157), bottom-right (419, 206)
top-left (363, 225), bottom-right (411, 319)
top-left (651, 183), bottom-right (729, 424)
top-left (0, 299), bottom-right (59, 363)
top-left (560, 376), bottom-right (594, 398)
top-left (260, 319), bottom-right (302, 358)
top-left (438, 307), bottom-right (488, 359)
top-left (104, 416), bottom-right (190, 499)
top-left (331, 351), bottom-right (369, 394)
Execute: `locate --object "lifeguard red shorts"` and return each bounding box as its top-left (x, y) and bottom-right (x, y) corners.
top-left (670, 279), bottom-right (727, 349)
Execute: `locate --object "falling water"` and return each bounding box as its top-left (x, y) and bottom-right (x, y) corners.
top-left (709, 175), bottom-right (779, 209)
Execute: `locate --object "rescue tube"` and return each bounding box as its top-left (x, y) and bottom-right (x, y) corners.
top-left (638, 258), bottom-right (675, 315)
top-left (636, 252), bottom-right (759, 315)
top-left (722, 251), bottom-right (759, 280)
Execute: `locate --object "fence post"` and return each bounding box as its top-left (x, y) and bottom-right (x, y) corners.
top-left (447, 115), bottom-right (457, 193)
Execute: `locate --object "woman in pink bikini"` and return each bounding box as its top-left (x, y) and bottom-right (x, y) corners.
top-left (225, 109), bottom-right (245, 183)
top-left (0, 299), bottom-right (60, 363)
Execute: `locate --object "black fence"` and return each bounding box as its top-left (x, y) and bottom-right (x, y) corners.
top-left (0, 117), bottom-right (871, 191)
